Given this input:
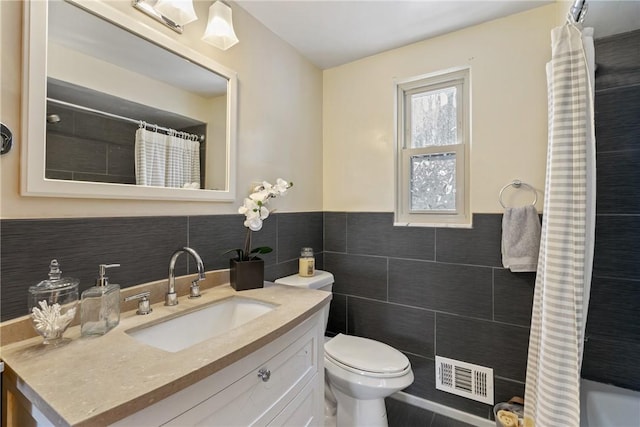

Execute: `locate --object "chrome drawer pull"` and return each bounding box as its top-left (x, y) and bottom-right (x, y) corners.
top-left (257, 368), bottom-right (271, 382)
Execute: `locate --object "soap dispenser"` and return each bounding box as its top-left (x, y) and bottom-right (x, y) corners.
top-left (80, 263), bottom-right (121, 336)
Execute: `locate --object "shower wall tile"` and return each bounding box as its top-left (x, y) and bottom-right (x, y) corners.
top-left (75, 111), bottom-right (138, 144)
top-left (586, 276), bottom-right (640, 343)
top-left (587, 29), bottom-right (640, 393)
top-left (324, 212), bottom-right (347, 253)
top-left (45, 170), bottom-right (73, 180)
top-left (346, 212), bottom-right (435, 260)
top-left (45, 105), bottom-right (141, 186)
top-left (493, 269), bottom-right (535, 326)
top-left (107, 144), bottom-right (135, 178)
top-left (323, 252), bottom-right (388, 301)
top-left (389, 259), bottom-right (493, 320)
top-left (435, 214), bottom-right (503, 267)
top-left (347, 296), bottom-right (435, 357)
top-left (595, 30), bottom-right (640, 90)
top-left (582, 337), bottom-right (640, 391)
top-left (436, 313), bottom-right (530, 382)
top-left (594, 85), bottom-right (640, 152)
top-left (276, 212), bottom-right (324, 262)
top-left (73, 172), bottom-right (135, 185)
top-left (596, 150), bottom-right (640, 214)
top-left (593, 215), bottom-right (640, 280)
top-left (46, 133), bottom-right (107, 173)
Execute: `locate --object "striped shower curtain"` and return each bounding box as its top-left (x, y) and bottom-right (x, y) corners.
top-left (135, 128), bottom-right (200, 188)
top-left (524, 22), bottom-right (595, 427)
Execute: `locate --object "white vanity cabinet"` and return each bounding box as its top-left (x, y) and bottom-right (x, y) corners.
top-left (112, 311), bottom-right (324, 426)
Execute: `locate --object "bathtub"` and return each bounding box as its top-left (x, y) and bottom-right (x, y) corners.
top-left (580, 379), bottom-right (640, 427)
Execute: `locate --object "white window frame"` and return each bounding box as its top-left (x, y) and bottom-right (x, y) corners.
top-left (394, 67), bottom-right (471, 227)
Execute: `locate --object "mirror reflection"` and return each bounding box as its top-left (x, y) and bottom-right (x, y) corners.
top-left (46, 0), bottom-right (229, 191)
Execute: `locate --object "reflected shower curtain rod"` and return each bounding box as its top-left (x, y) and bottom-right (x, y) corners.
top-left (569, 0), bottom-right (588, 23)
top-left (46, 97), bottom-right (205, 142)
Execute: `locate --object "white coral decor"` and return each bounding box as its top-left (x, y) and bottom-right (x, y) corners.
top-left (31, 300), bottom-right (77, 340)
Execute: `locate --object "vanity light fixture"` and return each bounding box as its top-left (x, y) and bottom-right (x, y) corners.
top-left (153, 0), bottom-right (198, 26)
top-left (132, 0), bottom-right (239, 50)
top-left (201, 1), bottom-right (239, 51)
top-left (132, 0), bottom-right (187, 33)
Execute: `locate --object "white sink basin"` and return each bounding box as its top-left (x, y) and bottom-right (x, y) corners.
top-left (126, 297), bottom-right (276, 352)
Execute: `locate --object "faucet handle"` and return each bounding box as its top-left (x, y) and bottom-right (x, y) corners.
top-left (189, 280), bottom-right (202, 299)
top-left (124, 291), bottom-right (152, 315)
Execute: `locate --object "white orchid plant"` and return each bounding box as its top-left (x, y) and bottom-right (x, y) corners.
top-left (226, 178), bottom-right (293, 261)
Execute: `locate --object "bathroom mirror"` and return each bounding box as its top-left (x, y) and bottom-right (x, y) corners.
top-left (22, 0), bottom-right (237, 201)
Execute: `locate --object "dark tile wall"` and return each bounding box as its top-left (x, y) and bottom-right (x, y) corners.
top-left (44, 105), bottom-right (207, 187)
top-left (581, 29), bottom-right (640, 391)
top-left (324, 212), bottom-right (531, 420)
top-left (0, 212), bottom-right (323, 322)
top-left (45, 102), bottom-right (138, 185)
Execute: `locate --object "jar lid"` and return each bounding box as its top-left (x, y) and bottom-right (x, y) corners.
top-left (29, 260), bottom-right (79, 293)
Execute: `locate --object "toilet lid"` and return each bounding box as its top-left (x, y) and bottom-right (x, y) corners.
top-left (324, 334), bottom-right (410, 375)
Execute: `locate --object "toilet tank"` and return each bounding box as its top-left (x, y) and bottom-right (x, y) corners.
top-left (274, 270), bottom-right (334, 332)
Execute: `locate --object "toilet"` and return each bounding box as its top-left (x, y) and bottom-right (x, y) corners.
top-left (274, 271), bottom-right (414, 427)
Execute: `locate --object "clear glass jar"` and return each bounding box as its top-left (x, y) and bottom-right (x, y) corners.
top-left (299, 247), bottom-right (315, 277)
top-left (28, 260), bottom-right (79, 345)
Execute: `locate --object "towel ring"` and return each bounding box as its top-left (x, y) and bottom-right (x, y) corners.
top-left (499, 180), bottom-right (537, 209)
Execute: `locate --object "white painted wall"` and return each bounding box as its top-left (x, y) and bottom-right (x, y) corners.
top-left (0, 1), bottom-right (323, 219)
top-left (2, 1), bottom-right (565, 220)
top-left (323, 3), bottom-right (563, 214)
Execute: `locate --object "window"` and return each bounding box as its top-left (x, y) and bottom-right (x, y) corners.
top-left (395, 68), bottom-right (470, 226)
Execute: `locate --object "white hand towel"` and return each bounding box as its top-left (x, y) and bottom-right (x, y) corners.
top-left (501, 205), bottom-right (541, 272)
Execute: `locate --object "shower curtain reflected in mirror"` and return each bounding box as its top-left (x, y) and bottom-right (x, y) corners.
top-left (135, 128), bottom-right (201, 188)
top-left (524, 19), bottom-right (596, 427)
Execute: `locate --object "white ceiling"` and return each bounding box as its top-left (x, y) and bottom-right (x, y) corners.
top-left (236, 0), bottom-right (640, 70)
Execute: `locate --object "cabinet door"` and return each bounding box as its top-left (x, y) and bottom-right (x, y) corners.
top-left (163, 324), bottom-right (318, 426)
top-left (268, 373), bottom-right (321, 427)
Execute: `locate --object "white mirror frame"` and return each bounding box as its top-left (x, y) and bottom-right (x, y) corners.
top-left (21, 0), bottom-right (237, 202)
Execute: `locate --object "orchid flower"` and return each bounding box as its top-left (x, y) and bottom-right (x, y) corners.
top-left (225, 178), bottom-right (293, 261)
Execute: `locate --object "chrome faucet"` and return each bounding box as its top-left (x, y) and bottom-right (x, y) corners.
top-left (166, 247), bottom-right (206, 306)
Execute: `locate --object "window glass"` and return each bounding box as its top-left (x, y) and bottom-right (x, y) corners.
top-left (410, 152), bottom-right (456, 211)
top-left (395, 67), bottom-right (470, 227)
top-left (410, 87), bottom-right (458, 148)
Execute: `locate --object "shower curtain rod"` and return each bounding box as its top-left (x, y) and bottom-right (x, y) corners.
top-left (569, 0), bottom-right (588, 23)
top-left (46, 97), bottom-right (205, 142)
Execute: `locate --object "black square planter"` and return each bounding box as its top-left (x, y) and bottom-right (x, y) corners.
top-left (229, 258), bottom-right (264, 291)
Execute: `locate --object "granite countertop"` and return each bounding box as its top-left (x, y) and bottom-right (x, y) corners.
top-left (0, 271), bottom-right (330, 426)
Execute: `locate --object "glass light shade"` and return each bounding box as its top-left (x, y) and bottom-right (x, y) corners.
top-left (154, 0), bottom-right (198, 26)
top-left (202, 1), bottom-right (239, 50)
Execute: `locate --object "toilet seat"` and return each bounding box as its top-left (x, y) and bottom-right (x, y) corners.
top-left (324, 334), bottom-right (411, 378)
